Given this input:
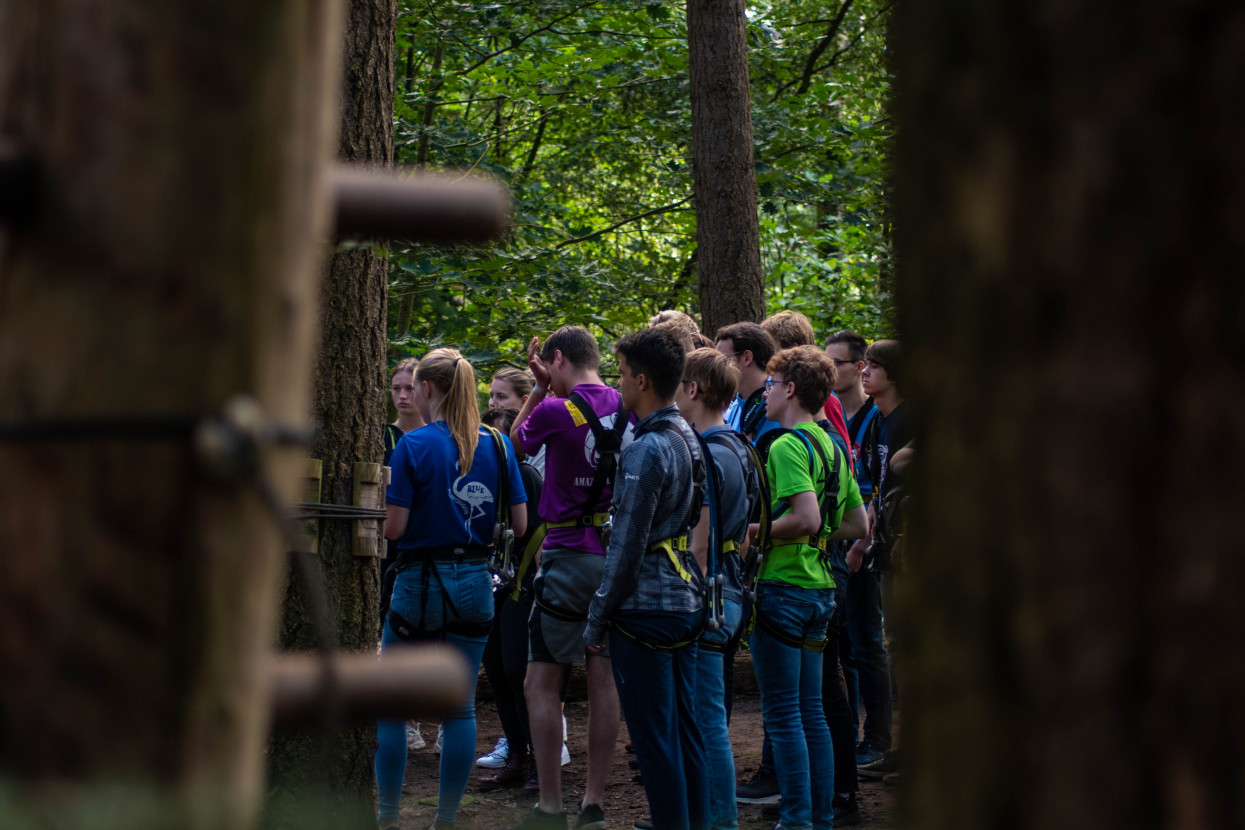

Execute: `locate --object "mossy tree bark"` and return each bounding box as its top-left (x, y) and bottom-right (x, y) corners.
top-left (266, 0), bottom-right (396, 827)
top-left (0, 2), bottom-right (343, 828)
top-left (892, 2), bottom-right (1245, 828)
top-left (687, 0), bottom-right (765, 335)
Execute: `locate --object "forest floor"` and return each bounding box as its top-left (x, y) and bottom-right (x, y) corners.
top-left (392, 649), bottom-right (899, 830)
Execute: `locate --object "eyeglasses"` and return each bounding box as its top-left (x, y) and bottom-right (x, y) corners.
top-left (764, 376), bottom-right (782, 390)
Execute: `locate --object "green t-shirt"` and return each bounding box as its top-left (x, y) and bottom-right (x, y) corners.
top-left (760, 422), bottom-right (864, 589)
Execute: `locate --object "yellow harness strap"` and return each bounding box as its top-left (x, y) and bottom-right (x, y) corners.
top-left (547, 513), bottom-right (611, 529)
top-left (648, 535), bottom-right (694, 583)
top-left (768, 533), bottom-right (829, 553)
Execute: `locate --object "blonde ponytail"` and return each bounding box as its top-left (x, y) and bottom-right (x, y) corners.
top-left (416, 348), bottom-right (480, 473)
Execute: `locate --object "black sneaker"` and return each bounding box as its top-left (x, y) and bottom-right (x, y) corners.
top-left (511, 807), bottom-right (568, 830)
top-left (857, 750), bottom-right (900, 780)
top-left (832, 794), bottom-right (862, 826)
top-left (736, 766), bottom-right (781, 804)
top-left (855, 742), bottom-right (884, 768)
top-left (575, 802), bottom-right (606, 830)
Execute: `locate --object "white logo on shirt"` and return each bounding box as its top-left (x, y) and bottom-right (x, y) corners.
top-left (451, 468), bottom-right (495, 532)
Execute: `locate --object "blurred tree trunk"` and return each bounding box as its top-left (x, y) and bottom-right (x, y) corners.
top-left (266, 0), bottom-right (396, 826)
top-left (687, 0), bottom-right (764, 335)
top-left (0, 2), bottom-right (342, 829)
top-left (893, 2), bottom-right (1245, 829)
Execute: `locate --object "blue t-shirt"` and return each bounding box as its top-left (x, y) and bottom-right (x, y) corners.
top-left (724, 388), bottom-right (780, 444)
top-left (387, 421), bottom-right (527, 551)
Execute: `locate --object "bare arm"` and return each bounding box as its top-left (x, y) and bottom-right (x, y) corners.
top-left (769, 490), bottom-right (822, 538)
top-left (829, 504), bottom-right (868, 541)
top-left (510, 336), bottom-right (550, 446)
top-left (690, 504), bottom-right (711, 576)
top-left (889, 441), bottom-right (915, 476)
top-left (511, 503), bottom-right (528, 539)
top-left (845, 501), bottom-right (875, 573)
top-left (385, 504), bottom-right (409, 541)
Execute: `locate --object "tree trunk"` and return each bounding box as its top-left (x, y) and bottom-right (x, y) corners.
top-left (266, 0), bottom-right (395, 826)
top-left (892, 2), bottom-right (1245, 829)
top-left (687, 0), bottom-right (765, 335)
top-left (0, 2), bottom-right (343, 828)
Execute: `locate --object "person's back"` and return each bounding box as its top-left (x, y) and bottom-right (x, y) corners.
top-left (376, 349), bottom-right (528, 830)
top-left (747, 345), bottom-right (865, 830)
top-left (675, 346), bottom-right (757, 830)
top-left (518, 382), bottom-right (626, 554)
top-left (852, 339), bottom-right (910, 781)
top-left (859, 340), bottom-right (911, 570)
top-left (508, 325), bottom-right (626, 830)
top-left (586, 327), bottom-right (709, 830)
top-left (825, 330), bottom-right (890, 779)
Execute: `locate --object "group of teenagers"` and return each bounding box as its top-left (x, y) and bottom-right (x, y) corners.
top-left (374, 309), bottom-right (912, 830)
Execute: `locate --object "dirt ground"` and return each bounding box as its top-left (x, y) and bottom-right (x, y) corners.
top-left (393, 649), bottom-right (898, 830)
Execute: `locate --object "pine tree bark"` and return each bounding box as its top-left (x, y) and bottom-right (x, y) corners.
top-left (892, 2), bottom-right (1245, 828)
top-left (687, 0), bottom-right (765, 335)
top-left (0, 2), bottom-right (343, 828)
top-left (266, 0), bottom-right (396, 825)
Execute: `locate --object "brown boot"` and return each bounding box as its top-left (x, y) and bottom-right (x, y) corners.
top-left (479, 749), bottom-right (528, 789)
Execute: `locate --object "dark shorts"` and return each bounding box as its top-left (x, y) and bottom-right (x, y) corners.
top-left (529, 547), bottom-right (609, 663)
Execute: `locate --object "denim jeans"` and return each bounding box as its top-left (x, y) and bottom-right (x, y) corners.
top-left (375, 562), bottom-right (493, 824)
top-left (842, 567), bottom-right (892, 751)
top-left (695, 599), bottom-right (744, 830)
top-left (750, 581), bottom-right (836, 830)
top-left (611, 609), bottom-right (709, 830)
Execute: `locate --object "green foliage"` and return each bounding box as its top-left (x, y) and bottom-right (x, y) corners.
top-left (389, 0), bottom-right (892, 376)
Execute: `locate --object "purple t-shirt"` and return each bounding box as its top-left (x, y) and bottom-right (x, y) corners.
top-left (516, 383), bottom-right (632, 555)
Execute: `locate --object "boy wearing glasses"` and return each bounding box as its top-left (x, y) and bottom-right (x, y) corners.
top-left (713, 322), bottom-right (780, 443)
top-left (748, 345), bottom-right (867, 830)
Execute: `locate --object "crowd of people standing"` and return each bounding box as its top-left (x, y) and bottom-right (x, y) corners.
top-left (374, 310), bottom-right (911, 830)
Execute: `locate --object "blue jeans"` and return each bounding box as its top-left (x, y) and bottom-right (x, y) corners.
top-left (375, 562), bottom-right (493, 824)
top-left (696, 599), bottom-right (743, 830)
top-left (843, 567), bottom-right (892, 751)
top-left (750, 582), bottom-right (836, 830)
top-left (611, 610), bottom-right (709, 830)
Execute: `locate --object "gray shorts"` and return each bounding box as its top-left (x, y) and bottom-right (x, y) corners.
top-left (529, 548), bottom-right (609, 663)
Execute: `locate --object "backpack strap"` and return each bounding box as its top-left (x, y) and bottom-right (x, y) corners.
top-left (694, 432), bottom-right (725, 631)
top-left (758, 426), bottom-right (842, 558)
top-left (738, 387), bottom-right (768, 437)
top-left (483, 426), bottom-right (516, 584)
top-left (736, 434), bottom-right (773, 605)
top-left (851, 403), bottom-right (879, 496)
top-left (644, 418), bottom-right (707, 589)
top-left (547, 391), bottom-right (628, 530)
top-left (647, 418), bottom-right (705, 535)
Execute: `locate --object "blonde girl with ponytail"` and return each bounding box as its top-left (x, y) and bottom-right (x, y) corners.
top-left (377, 347), bottom-right (529, 830)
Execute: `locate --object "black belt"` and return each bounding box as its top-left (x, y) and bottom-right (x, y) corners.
top-left (396, 545), bottom-right (489, 568)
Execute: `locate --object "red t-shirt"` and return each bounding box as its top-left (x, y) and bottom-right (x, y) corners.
top-left (822, 395), bottom-right (854, 472)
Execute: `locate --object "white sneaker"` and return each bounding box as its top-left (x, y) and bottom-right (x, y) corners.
top-left (561, 743), bottom-right (572, 766)
top-left (476, 736), bottom-right (509, 768)
top-left (406, 721), bottom-right (425, 751)
top-left (434, 724), bottom-right (444, 754)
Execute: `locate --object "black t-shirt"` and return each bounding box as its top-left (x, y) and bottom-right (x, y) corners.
top-left (862, 401), bottom-right (911, 538)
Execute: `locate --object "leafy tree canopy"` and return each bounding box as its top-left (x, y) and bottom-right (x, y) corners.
top-left (388, 0), bottom-right (891, 379)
